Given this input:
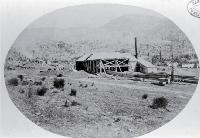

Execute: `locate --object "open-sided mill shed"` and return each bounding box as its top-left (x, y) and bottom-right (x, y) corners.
top-left (75, 52), bottom-right (157, 74)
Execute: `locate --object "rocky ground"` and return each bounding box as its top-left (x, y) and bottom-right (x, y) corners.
top-left (4, 68), bottom-right (198, 138)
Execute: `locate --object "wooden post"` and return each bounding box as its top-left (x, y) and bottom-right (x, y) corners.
top-left (96, 60), bottom-right (98, 73)
top-left (92, 60), bottom-right (94, 73)
top-left (87, 61), bottom-right (89, 72)
top-left (116, 60), bottom-right (122, 72)
top-left (135, 37), bottom-right (138, 59)
top-left (170, 44), bottom-right (174, 83)
top-left (115, 59), bottom-right (117, 72)
top-left (101, 61), bottom-right (106, 73)
top-left (94, 60), bottom-right (97, 73)
top-left (100, 60), bottom-right (102, 73)
top-left (89, 60), bottom-right (91, 72)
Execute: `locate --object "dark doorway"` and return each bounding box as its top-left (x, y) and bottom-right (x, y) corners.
top-left (76, 62), bottom-right (85, 70)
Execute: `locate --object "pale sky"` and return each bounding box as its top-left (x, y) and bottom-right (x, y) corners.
top-left (29, 4), bottom-right (164, 29)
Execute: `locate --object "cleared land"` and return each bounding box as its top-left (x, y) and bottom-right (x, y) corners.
top-left (4, 68), bottom-right (198, 138)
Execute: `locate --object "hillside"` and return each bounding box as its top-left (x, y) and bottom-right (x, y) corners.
top-left (11, 14), bottom-right (196, 63)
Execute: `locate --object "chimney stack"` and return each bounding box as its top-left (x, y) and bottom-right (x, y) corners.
top-left (135, 37), bottom-right (138, 59)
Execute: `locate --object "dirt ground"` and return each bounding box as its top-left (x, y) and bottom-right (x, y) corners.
top-left (4, 68), bottom-right (198, 138)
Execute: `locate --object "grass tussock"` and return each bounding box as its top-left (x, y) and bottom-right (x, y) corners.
top-left (150, 97), bottom-right (168, 109)
top-left (34, 81), bottom-right (42, 85)
top-left (71, 100), bottom-right (81, 106)
top-left (8, 78), bottom-right (18, 86)
top-left (22, 81), bottom-right (29, 86)
top-left (142, 94), bottom-right (148, 99)
top-left (57, 74), bottom-right (63, 77)
top-left (70, 89), bottom-right (77, 96)
top-left (64, 100), bottom-right (70, 107)
top-left (53, 78), bottom-right (65, 89)
top-left (17, 75), bottom-right (23, 81)
top-left (36, 86), bottom-right (48, 96)
top-left (91, 82), bottom-right (95, 86)
top-left (41, 77), bottom-right (46, 81)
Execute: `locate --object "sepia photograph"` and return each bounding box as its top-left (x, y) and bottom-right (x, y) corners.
top-left (3, 4), bottom-right (200, 138)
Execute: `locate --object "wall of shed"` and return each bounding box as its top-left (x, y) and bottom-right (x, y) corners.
top-left (76, 59), bottom-right (157, 74)
top-left (129, 61), bottom-right (137, 71)
top-left (146, 68), bottom-right (157, 73)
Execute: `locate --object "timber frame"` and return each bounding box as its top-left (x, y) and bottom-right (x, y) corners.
top-left (76, 58), bottom-right (131, 74)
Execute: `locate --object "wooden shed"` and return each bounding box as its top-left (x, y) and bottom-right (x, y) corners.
top-left (75, 52), bottom-right (157, 74)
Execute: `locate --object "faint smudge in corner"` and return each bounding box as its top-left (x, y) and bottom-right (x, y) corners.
top-left (187, 0), bottom-right (200, 18)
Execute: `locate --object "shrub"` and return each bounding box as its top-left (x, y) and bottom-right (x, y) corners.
top-left (22, 81), bottom-right (29, 86)
top-left (64, 100), bottom-right (70, 107)
top-left (114, 118), bottom-right (121, 123)
top-left (53, 78), bottom-right (65, 89)
top-left (57, 74), bottom-right (63, 77)
top-left (71, 100), bottom-right (81, 106)
top-left (17, 75), bottom-right (23, 81)
top-left (142, 94), bottom-right (148, 99)
top-left (70, 89), bottom-right (77, 96)
top-left (26, 87), bottom-right (32, 98)
top-left (41, 77), bottom-right (46, 81)
top-left (8, 78), bottom-right (18, 86)
top-left (84, 84), bottom-right (88, 88)
top-left (36, 87), bottom-right (48, 96)
top-left (19, 89), bottom-right (25, 93)
top-left (150, 97), bottom-right (168, 109)
top-left (34, 81), bottom-right (42, 85)
top-left (91, 82), bottom-right (95, 86)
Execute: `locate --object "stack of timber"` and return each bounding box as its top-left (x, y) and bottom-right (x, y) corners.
top-left (174, 75), bottom-right (199, 84)
top-left (106, 70), bottom-right (198, 84)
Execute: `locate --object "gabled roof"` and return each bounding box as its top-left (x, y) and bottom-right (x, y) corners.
top-left (76, 52), bottom-right (156, 68)
top-left (76, 53), bottom-right (92, 61)
top-left (77, 52), bottom-right (137, 61)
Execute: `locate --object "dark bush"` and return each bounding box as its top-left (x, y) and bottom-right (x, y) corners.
top-left (34, 81), bottom-right (42, 85)
top-left (142, 94), bottom-right (148, 99)
top-left (27, 87), bottom-right (33, 98)
top-left (79, 83), bottom-right (83, 87)
top-left (150, 97), bottom-right (168, 109)
top-left (22, 81), bottom-right (29, 86)
top-left (114, 118), bottom-right (121, 123)
top-left (41, 77), bottom-right (46, 81)
top-left (52, 90), bottom-right (59, 93)
top-left (53, 78), bottom-right (65, 89)
top-left (57, 74), bottom-right (63, 77)
top-left (19, 89), bottom-right (25, 93)
top-left (84, 84), bottom-right (88, 88)
top-left (91, 82), bottom-right (95, 86)
top-left (70, 89), bottom-right (77, 96)
top-left (64, 100), bottom-right (70, 107)
top-left (71, 100), bottom-right (81, 106)
top-left (17, 75), bottom-right (23, 81)
top-left (37, 87), bottom-right (48, 96)
top-left (8, 78), bottom-right (18, 86)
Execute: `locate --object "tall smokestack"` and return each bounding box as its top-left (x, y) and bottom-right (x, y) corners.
top-left (135, 37), bottom-right (138, 59)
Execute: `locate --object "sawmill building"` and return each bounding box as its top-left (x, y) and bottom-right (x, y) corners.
top-left (75, 52), bottom-right (157, 74)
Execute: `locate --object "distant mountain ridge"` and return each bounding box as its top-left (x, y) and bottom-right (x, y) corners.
top-left (11, 14), bottom-right (195, 61)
